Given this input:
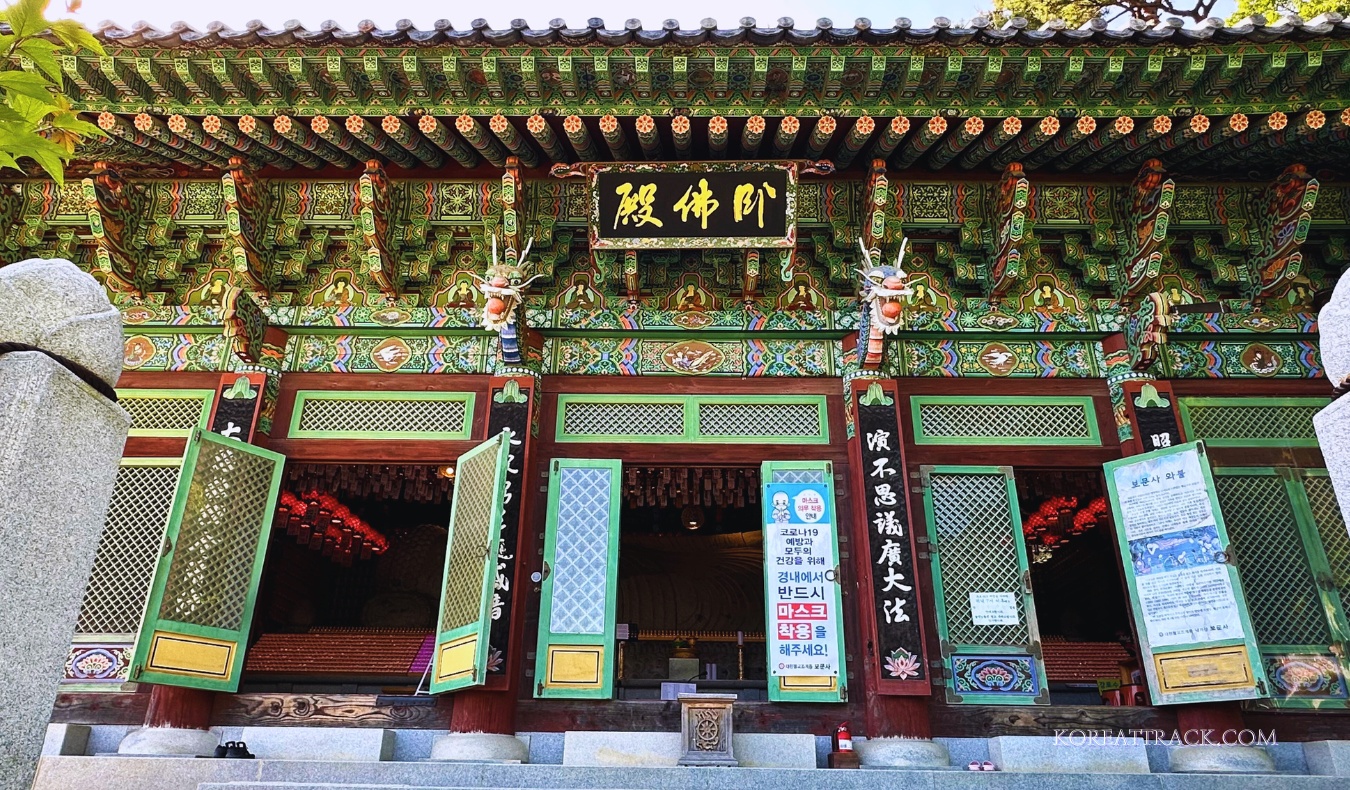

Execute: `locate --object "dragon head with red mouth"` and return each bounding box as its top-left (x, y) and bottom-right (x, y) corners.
top-left (474, 235), bottom-right (543, 334)
top-left (857, 237), bottom-right (913, 368)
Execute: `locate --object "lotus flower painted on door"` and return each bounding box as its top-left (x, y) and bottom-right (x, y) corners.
top-left (885, 647), bottom-right (921, 680)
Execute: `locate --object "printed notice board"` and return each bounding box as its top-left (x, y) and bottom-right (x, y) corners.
top-left (764, 483), bottom-right (842, 678)
top-left (1104, 441), bottom-right (1268, 705)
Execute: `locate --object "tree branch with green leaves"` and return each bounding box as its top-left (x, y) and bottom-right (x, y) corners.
top-left (0, 0), bottom-right (103, 184)
top-left (987, 0), bottom-right (1347, 27)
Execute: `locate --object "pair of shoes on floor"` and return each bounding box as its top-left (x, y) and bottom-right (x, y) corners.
top-left (212, 741), bottom-right (255, 759)
top-left (966, 760), bottom-right (996, 771)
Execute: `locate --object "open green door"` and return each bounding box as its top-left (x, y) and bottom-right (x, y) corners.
top-left (921, 465), bottom-right (1049, 705)
top-left (430, 430), bottom-right (511, 693)
top-left (1214, 468), bottom-right (1350, 708)
top-left (761, 460), bottom-right (847, 703)
top-left (127, 429), bottom-right (285, 691)
top-left (1104, 442), bottom-right (1267, 705)
top-left (534, 459), bottom-right (621, 699)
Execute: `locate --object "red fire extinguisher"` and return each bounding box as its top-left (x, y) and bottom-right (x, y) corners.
top-left (835, 722), bottom-right (853, 752)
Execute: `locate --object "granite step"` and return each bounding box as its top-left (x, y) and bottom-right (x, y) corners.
top-left (33, 757), bottom-right (1350, 790)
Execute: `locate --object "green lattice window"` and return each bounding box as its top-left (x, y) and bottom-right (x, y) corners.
top-left (117, 389), bottom-right (214, 437)
top-left (76, 459), bottom-right (182, 637)
top-left (287, 391), bottom-right (476, 440)
top-left (560, 398), bottom-right (685, 439)
top-left (1305, 473), bottom-right (1350, 597)
top-left (555, 394), bottom-right (829, 444)
top-left (910, 396), bottom-right (1100, 446)
top-left (1178, 398), bottom-right (1327, 447)
top-left (1214, 467), bottom-right (1350, 709)
top-left (921, 465), bottom-right (1048, 705)
top-left (128, 430), bottom-right (285, 692)
top-left (1215, 471), bottom-right (1330, 648)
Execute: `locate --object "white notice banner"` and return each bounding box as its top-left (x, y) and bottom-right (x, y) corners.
top-left (1111, 446), bottom-right (1245, 648)
top-left (765, 483), bottom-right (841, 677)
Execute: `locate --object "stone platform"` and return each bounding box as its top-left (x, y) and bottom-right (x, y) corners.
top-left (32, 757), bottom-right (1350, 790)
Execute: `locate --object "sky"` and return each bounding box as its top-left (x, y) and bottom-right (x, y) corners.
top-left (57, 0), bottom-right (1238, 31)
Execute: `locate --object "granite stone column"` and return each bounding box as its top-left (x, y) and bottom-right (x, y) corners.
top-left (0, 259), bottom-right (130, 790)
top-left (1313, 273), bottom-right (1350, 524)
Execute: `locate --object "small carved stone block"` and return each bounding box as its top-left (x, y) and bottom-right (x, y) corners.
top-left (676, 692), bottom-right (738, 767)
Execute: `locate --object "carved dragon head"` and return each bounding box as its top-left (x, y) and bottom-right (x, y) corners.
top-left (474, 235), bottom-right (544, 333)
top-left (857, 237), bottom-right (914, 335)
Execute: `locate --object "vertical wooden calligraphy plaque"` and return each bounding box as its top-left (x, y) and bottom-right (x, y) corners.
top-left (848, 378), bottom-right (930, 695)
top-left (485, 377), bottom-right (532, 683)
top-left (208, 372), bottom-right (266, 444)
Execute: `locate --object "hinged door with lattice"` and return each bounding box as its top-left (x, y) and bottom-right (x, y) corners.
top-left (534, 458), bottom-right (621, 699)
top-left (430, 431), bottom-right (511, 693)
top-left (761, 460), bottom-right (848, 703)
top-left (921, 465), bottom-right (1048, 705)
top-left (1217, 468), bottom-right (1350, 709)
top-left (1104, 442), bottom-right (1267, 706)
top-left (126, 429), bottom-right (285, 691)
top-left (1304, 470), bottom-right (1350, 697)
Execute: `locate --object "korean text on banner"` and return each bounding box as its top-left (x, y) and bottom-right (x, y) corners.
top-left (1112, 447), bottom-right (1245, 648)
top-left (764, 483), bottom-right (841, 678)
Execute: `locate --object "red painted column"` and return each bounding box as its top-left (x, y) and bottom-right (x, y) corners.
top-left (143, 685), bottom-right (215, 731)
top-left (450, 374), bottom-right (537, 734)
top-left (845, 377), bottom-right (933, 738)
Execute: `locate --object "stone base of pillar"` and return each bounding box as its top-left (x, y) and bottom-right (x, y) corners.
top-left (855, 737), bottom-right (950, 769)
top-left (1168, 745), bottom-right (1275, 774)
top-left (1305, 740), bottom-right (1350, 775)
top-left (429, 732), bottom-right (529, 763)
top-left (116, 727), bottom-right (218, 757)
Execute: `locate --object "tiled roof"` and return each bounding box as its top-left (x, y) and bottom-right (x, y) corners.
top-left (91, 14), bottom-right (1350, 49)
top-left (1041, 639), bottom-right (1135, 683)
top-left (244, 629), bottom-right (432, 676)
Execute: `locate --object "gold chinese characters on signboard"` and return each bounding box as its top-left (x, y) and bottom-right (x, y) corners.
top-left (591, 163), bottom-right (797, 250)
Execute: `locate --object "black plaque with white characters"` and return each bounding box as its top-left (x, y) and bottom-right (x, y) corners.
top-left (485, 386), bottom-right (529, 674)
top-left (855, 389), bottom-right (927, 684)
top-left (210, 374), bottom-right (262, 443)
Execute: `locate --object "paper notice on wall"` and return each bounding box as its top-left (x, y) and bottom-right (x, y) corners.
top-left (1135, 564), bottom-right (1244, 647)
top-left (1112, 447), bottom-right (1214, 542)
top-left (969, 592), bottom-right (1019, 626)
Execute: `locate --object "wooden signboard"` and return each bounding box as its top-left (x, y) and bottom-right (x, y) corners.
top-left (590, 162), bottom-right (797, 249)
top-left (208, 372), bottom-right (266, 444)
top-left (1104, 441), bottom-right (1268, 705)
top-left (484, 378), bottom-right (531, 677)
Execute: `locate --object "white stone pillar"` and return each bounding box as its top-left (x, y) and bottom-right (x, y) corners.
top-left (1314, 273), bottom-right (1350, 524)
top-left (0, 259), bottom-right (129, 790)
